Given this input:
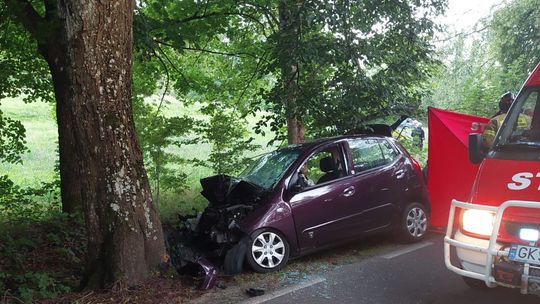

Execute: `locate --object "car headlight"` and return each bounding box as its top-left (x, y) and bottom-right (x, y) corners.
top-left (461, 209), bottom-right (495, 236)
top-left (520, 228), bottom-right (539, 242)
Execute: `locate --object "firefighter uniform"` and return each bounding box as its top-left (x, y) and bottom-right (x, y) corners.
top-left (482, 113), bottom-right (530, 148)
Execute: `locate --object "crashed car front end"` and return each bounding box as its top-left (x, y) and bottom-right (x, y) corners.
top-left (165, 174), bottom-right (269, 289)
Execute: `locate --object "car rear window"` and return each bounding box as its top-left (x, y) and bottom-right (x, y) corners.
top-left (380, 139), bottom-right (399, 162)
top-left (347, 138), bottom-right (392, 172)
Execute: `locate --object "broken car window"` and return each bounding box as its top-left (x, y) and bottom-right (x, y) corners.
top-left (239, 148), bottom-right (301, 189)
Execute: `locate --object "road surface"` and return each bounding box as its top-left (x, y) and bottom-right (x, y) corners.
top-left (245, 233), bottom-right (539, 304)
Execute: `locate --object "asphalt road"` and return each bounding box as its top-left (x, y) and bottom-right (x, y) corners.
top-left (251, 233), bottom-right (539, 304)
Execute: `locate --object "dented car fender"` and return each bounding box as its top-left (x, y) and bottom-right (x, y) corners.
top-left (238, 193), bottom-right (299, 255)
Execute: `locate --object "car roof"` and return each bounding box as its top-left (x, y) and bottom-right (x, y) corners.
top-left (284, 134), bottom-right (390, 151)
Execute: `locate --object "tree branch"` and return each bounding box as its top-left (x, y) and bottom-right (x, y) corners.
top-left (176, 10), bottom-right (269, 34)
top-left (154, 39), bottom-right (266, 62)
top-left (177, 11), bottom-right (227, 23)
top-left (43, 0), bottom-right (57, 21)
top-left (155, 45), bottom-right (192, 89)
top-left (6, 0), bottom-right (45, 40)
top-left (241, 2), bottom-right (279, 31)
top-left (151, 50), bottom-right (170, 116)
top-left (236, 51), bottom-right (269, 105)
top-left (434, 26), bottom-right (488, 43)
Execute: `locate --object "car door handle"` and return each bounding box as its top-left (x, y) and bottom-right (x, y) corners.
top-left (395, 169), bottom-right (405, 179)
top-left (342, 186), bottom-right (355, 197)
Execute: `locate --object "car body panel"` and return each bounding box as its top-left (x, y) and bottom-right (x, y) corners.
top-left (289, 176), bottom-right (357, 249)
top-left (524, 63), bottom-right (540, 87)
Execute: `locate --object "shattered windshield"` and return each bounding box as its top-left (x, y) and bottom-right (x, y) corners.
top-left (498, 88), bottom-right (540, 147)
top-left (239, 148), bottom-right (301, 189)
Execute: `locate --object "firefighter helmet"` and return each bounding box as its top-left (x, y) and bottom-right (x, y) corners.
top-left (499, 92), bottom-right (514, 113)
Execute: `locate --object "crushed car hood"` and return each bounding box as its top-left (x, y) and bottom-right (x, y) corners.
top-left (200, 174), bottom-right (268, 207)
top-left (166, 174), bottom-right (269, 289)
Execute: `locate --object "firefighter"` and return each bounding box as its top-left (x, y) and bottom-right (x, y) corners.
top-left (482, 92), bottom-right (529, 148)
top-left (411, 122), bottom-right (425, 150)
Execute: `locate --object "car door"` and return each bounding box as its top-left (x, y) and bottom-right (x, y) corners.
top-left (288, 142), bottom-right (357, 250)
top-left (344, 138), bottom-right (403, 233)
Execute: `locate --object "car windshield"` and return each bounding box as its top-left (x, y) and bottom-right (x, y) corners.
top-left (498, 88), bottom-right (540, 147)
top-left (239, 148), bottom-right (301, 189)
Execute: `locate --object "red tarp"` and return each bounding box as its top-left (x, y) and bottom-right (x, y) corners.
top-left (427, 107), bottom-right (490, 228)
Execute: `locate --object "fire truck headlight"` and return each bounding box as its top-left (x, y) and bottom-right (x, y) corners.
top-left (462, 209), bottom-right (495, 236)
top-left (520, 228), bottom-right (539, 242)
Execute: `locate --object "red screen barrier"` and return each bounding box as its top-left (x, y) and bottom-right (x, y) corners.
top-left (427, 107), bottom-right (490, 228)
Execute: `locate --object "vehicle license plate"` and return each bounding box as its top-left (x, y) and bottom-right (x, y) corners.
top-left (509, 244), bottom-right (540, 265)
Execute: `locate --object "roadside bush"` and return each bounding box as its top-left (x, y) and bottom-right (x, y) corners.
top-left (0, 213), bottom-right (86, 302)
top-left (0, 175), bottom-right (60, 219)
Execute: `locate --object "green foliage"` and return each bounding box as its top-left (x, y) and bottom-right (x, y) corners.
top-left (0, 271), bottom-right (71, 302)
top-left (0, 4), bottom-right (53, 103)
top-left (245, 0), bottom-right (447, 141)
top-left (199, 103), bottom-right (260, 175)
top-left (0, 107), bottom-right (28, 164)
top-left (0, 175), bottom-right (60, 219)
top-left (424, 34), bottom-right (502, 116)
top-left (425, 0), bottom-right (540, 116)
top-left (0, 213), bottom-right (86, 302)
top-left (133, 96), bottom-right (196, 201)
top-left (489, 0), bottom-right (540, 89)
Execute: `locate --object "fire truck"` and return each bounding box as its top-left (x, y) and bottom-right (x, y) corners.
top-left (444, 62), bottom-right (540, 295)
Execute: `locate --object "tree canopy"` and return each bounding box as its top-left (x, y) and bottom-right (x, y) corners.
top-left (425, 0), bottom-right (540, 116)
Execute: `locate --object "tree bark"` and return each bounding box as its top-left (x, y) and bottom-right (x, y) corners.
top-left (39, 42), bottom-right (83, 214)
top-left (287, 116), bottom-right (305, 144)
top-left (56, 0), bottom-right (165, 288)
top-left (278, 0), bottom-right (305, 144)
top-left (6, 0), bottom-right (83, 214)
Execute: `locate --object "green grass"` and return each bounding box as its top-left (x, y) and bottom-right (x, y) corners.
top-left (0, 97), bottom-right (58, 187)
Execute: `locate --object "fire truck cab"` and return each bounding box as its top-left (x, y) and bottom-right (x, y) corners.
top-left (444, 62), bottom-right (540, 295)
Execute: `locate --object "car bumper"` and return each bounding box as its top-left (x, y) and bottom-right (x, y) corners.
top-left (444, 199), bottom-right (540, 295)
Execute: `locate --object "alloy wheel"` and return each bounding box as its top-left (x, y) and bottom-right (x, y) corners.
top-left (251, 231), bottom-right (286, 269)
top-left (406, 207), bottom-right (427, 238)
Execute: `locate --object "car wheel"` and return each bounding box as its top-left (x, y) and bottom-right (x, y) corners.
top-left (399, 202), bottom-right (428, 243)
top-left (247, 229), bottom-right (290, 273)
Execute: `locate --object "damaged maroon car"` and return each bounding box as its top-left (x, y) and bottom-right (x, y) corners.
top-left (166, 134), bottom-right (430, 288)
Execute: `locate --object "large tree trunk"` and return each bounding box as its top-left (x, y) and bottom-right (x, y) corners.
top-left (287, 116), bottom-right (304, 145)
top-left (6, 0), bottom-right (83, 214)
top-left (39, 42), bottom-right (83, 214)
top-left (57, 0), bottom-right (165, 289)
top-left (279, 0), bottom-right (305, 145)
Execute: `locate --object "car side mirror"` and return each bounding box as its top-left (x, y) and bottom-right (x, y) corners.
top-left (287, 172), bottom-right (303, 194)
top-left (468, 133), bottom-right (485, 164)
top-left (290, 182), bottom-right (303, 193)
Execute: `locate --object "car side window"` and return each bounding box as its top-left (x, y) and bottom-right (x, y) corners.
top-left (379, 139), bottom-right (399, 164)
top-left (299, 144), bottom-right (347, 187)
top-left (347, 138), bottom-right (386, 172)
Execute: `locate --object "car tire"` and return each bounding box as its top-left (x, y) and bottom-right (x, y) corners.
top-left (462, 276), bottom-right (490, 289)
top-left (246, 229), bottom-right (290, 273)
top-left (398, 202), bottom-right (428, 243)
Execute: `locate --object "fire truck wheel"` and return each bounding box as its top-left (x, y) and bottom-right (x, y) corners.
top-left (399, 202), bottom-right (428, 243)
